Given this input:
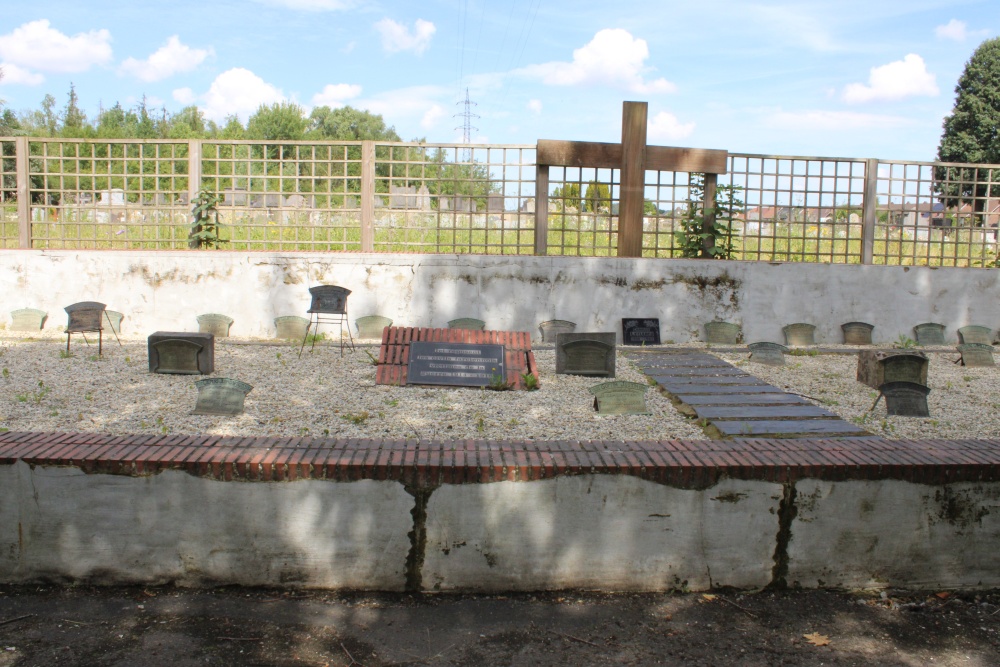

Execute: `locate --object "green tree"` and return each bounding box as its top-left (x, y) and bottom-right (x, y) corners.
top-left (246, 101), bottom-right (307, 140)
top-left (306, 105), bottom-right (401, 141)
top-left (935, 37), bottom-right (1000, 223)
top-left (218, 115), bottom-right (246, 139)
top-left (583, 181), bottom-right (611, 213)
top-left (61, 83), bottom-right (88, 136)
top-left (551, 183), bottom-right (581, 210)
top-left (166, 105), bottom-right (207, 138)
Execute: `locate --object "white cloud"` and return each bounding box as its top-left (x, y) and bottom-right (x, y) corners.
top-left (762, 109), bottom-right (918, 131)
top-left (936, 19), bottom-right (968, 41)
top-left (253, 0), bottom-right (358, 10)
top-left (518, 29), bottom-right (675, 94)
top-left (421, 104), bottom-right (445, 129)
top-left (842, 54), bottom-right (938, 103)
top-left (648, 111), bottom-right (694, 141)
top-left (119, 36), bottom-right (213, 82)
top-left (0, 19), bottom-right (112, 73)
top-left (0, 62), bottom-right (45, 85)
top-left (201, 68), bottom-right (284, 121)
top-left (311, 83), bottom-right (362, 107)
top-left (173, 87), bottom-right (196, 105)
top-left (374, 18), bottom-right (436, 55)
top-left (527, 99), bottom-right (543, 114)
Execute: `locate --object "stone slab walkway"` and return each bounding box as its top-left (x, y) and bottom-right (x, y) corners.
top-left (627, 350), bottom-right (870, 438)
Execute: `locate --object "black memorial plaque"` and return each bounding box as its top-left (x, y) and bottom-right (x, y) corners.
top-left (747, 342), bottom-right (788, 366)
top-left (308, 285), bottom-right (350, 314)
top-left (880, 381), bottom-right (931, 417)
top-left (192, 378), bottom-right (253, 416)
top-left (151, 339), bottom-right (203, 374)
top-left (148, 331), bottom-right (215, 374)
top-left (622, 318), bottom-right (661, 345)
top-left (958, 343), bottom-right (995, 367)
top-left (407, 341), bottom-right (506, 387)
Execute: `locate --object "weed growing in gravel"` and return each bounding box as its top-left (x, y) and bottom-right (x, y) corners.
top-left (520, 371), bottom-right (539, 391)
top-left (788, 349), bottom-right (819, 357)
top-left (2, 368), bottom-right (7, 379)
top-left (364, 350), bottom-right (379, 366)
top-left (16, 381), bottom-right (49, 404)
top-left (893, 334), bottom-right (917, 349)
top-left (476, 414), bottom-right (486, 432)
top-left (385, 398), bottom-right (399, 407)
top-left (341, 411), bottom-right (370, 425)
top-left (58, 350), bottom-right (74, 359)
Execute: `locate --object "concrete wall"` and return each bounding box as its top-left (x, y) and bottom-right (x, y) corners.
top-left (3, 250), bottom-right (999, 344)
top-left (4, 461), bottom-right (1000, 591)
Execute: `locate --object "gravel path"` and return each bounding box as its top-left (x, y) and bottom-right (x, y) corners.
top-left (0, 332), bottom-right (996, 441)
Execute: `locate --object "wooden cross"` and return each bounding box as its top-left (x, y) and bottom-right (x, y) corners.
top-left (535, 101), bottom-right (728, 257)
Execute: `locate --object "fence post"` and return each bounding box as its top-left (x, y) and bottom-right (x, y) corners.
top-left (534, 164), bottom-right (549, 255)
top-left (188, 139), bottom-right (201, 205)
top-left (617, 101), bottom-right (648, 258)
top-left (861, 157), bottom-right (878, 264)
top-left (361, 141), bottom-right (375, 253)
top-left (15, 136), bottom-right (29, 249)
top-left (701, 173), bottom-right (718, 258)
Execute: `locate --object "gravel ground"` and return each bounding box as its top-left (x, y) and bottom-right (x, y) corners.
top-left (0, 331), bottom-right (996, 441)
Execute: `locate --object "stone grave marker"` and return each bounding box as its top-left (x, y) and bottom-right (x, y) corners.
top-left (197, 313), bottom-right (234, 337)
top-left (748, 342), bottom-right (788, 366)
top-left (274, 316), bottom-right (309, 340)
top-left (104, 310), bottom-right (124, 335)
top-left (538, 319), bottom-right (576, 343)
top-left (191, 378), bottom-right (253, 416)
top-left (355, 315), bottom-right (393, 339)
top-left (842, 321), bottom-right (875, 345)
top-left (857, 349), bottom-right (929, 388)
top-left (407, 341), bottom-right (505, 387)
top-left (448, 317), bottom-right (486, 330)
top-left (913, 322), bottom-right (946, 346)
top-left (556, 332), bottom-right (616, 377)
top-left (958, 343), bottom-right (995, 367)
top-left (588, 381), bottom-right (650, 415)
top-left (148, 332), bottom-right (215, 374)
top-left (704, 321), bottom-right (741, 344)
top-left (782, 323), bottom-right (816, 346)
top-left (10, 308), bottom-right (47, 331)
top-left (880, 381), bottom-right (931, 418)
top-left (958, 325), bottom-right (993, 345)
top-left (622, 318), bottom-right (661, 345)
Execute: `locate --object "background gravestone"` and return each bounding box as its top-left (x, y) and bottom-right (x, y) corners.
top-left (356, 315), bottom-right (393, 339)
top-left (192, 378), bottom-right (252, 416)
top-left (857, 349), bottom-right (928, 388)
top-left (958, 325), bottom-right (992, 345)
top-left (842, 322), bottom-right (874, 345)
top-left (538, 319), bottom-right (576, 343)
top-left (104, 310), bottom-right (124, 335)
top-left (448, 318), bottom-right (486, 331)
top-left (782, 323), bottom-right (816, 346)
top-left (556, 332), bottom-right (616, 377)
top-left (148, 331), bottom-right (215, 374)
top-left (704, 321), bottom-right (741, 344)
top-left (274, 316), bottom-right (309, 340)
top-left (10, 308), bottom-right (47, 332)
top-left (913, 323), bottom-right (946, 346)
top-left (198, 313), bottom-right (234, 337)
top-left (958, 343), bottom-right (995, 367)
top-left (622, 318), bottom-right (661, 345)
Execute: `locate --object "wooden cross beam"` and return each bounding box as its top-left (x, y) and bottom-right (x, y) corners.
top-left (534, 101), bottom-right (728, 257)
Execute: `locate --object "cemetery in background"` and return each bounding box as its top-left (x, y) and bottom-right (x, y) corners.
top-left (1, 135), bottom-right (999, 267)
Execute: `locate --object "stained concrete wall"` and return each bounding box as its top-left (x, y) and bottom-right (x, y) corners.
top-left (4, 462), bottom-right (1000, 591)
top-left (3, 250), bottom-right (999, 344)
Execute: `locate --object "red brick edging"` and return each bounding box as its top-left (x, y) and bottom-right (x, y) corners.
top-left (2, 431), bottom-right (999, 489)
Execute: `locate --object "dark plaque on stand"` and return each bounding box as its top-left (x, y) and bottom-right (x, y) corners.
top-left (192, 378), bottom-right (253, 416)
top-left (622, 318), bottom-right (660, 345)
top-left (880, 381), bottom-right (931, 417)
top-left (407, 341), bottom-right (506, 387)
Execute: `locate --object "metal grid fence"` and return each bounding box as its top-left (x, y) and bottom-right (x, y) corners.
top-left (2, 136), bottom-right (998, 266)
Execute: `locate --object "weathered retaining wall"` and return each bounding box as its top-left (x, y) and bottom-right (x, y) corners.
top-left (3, 432), bottom-right (1000, 591)
top-left (3, 250), bottom-right (998, 343)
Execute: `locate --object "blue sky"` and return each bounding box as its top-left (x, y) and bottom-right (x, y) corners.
top-left (0, 0), bottom-right (997, 160)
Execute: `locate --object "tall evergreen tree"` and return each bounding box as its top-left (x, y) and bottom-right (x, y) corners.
top-left (935, 38), bottom-right (1000, 221)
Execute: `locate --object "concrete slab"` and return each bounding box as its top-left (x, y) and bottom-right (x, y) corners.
top-left (693, 405), bottom-right (837, 420)
top-left (669, 384), bottom-right (785, 395)
top-left (681, 394), bottom-right (811, 405)
top-left (713, 420), bottom-right (869, 437)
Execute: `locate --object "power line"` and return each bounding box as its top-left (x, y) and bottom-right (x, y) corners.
top-left (454, 88), bottom-right (480, 145)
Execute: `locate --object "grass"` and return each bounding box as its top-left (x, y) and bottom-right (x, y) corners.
top-left (5, 206), bottom-right (998, 267)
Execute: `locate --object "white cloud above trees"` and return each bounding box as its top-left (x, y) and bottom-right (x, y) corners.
top-left (842, 54), bottom-right (938, 103)
top-left (119, 36), bottom-right (213, 82)
top-left (374, 18), bottom-right (436, 55)
top-left (201, 68), bottom-right (284, 121)
top-left (0, 20), bottom-right (112, 76)
top-left (311, 83), bottom-right (362, 107)
top-left (518, 29), bottom-right (675, 94)
top-left (648, 111), bottom-right (694, 141)
top-left (0, 62), bottom-right (44, 86)
top-left (252, 0), bottom-right (360, 10)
